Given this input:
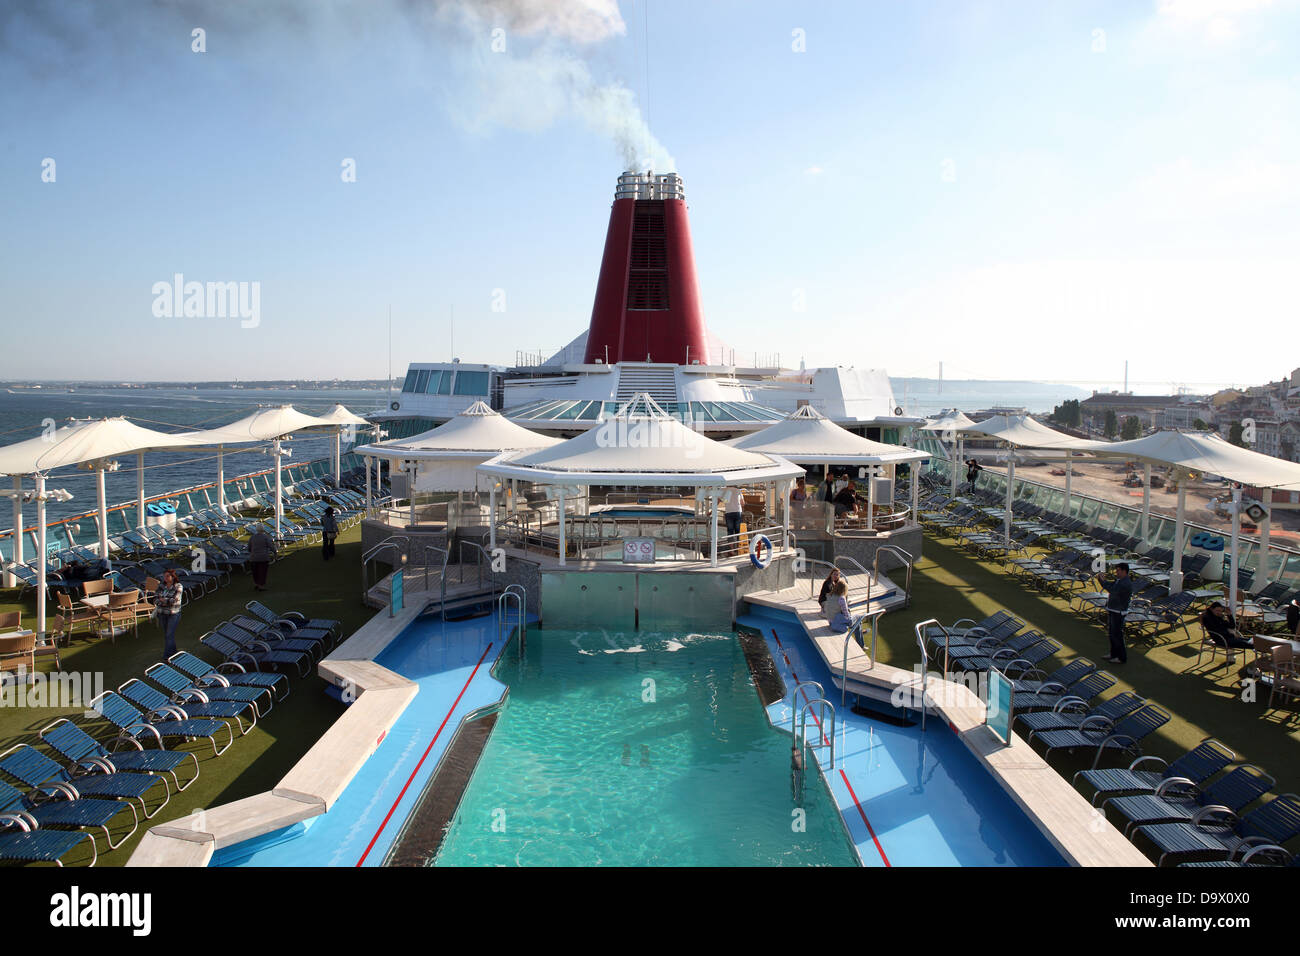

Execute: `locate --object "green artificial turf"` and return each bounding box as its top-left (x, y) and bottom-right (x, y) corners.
top-left (0, 524), bottom-right (375, 866)
top-left (875, 534), bottom-right (1300, 842)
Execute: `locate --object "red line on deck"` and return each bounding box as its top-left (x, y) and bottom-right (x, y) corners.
top-left (355, 641), bottom-right (493, 867)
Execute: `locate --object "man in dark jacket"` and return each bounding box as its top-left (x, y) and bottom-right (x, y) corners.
top-left (321, 507), bottom-right (339, 561)
top-left (966, 459), bottom-right (982, 490)
top-left (1098, 562), bottom-right (1133, 663)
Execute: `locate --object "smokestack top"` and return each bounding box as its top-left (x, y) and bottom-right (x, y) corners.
top-left (615, 170), bottom-right (685, 201)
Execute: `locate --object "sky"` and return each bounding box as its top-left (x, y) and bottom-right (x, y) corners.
top-left (1, 0), bottom-right (1298, 389)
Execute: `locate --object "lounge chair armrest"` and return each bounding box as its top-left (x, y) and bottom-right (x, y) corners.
top-left (249, 640), bottom-right (274, 654)
top-left (82, 756), bottom-right (118, 775)
top-left (1052, 696), bottom-right (1087, 714)
top-left (1038, 680), bottom-right (1067, 695)
top-left (0, 811), bottom-right (38, 832)
top-left (177, 688), bottom-right (210, 704)
top-left (1239, 844), bottom-right (1291, 865)
top-left (121, 722), bottom-right (164, 748)
top-left (1128, 755), bottom-right (1168, 772)
top-left (1079, 715), bottom-right (1116, 733)
top-left (1190, 805), bottom-right (1237, 828)
top-left (1153, 776), bottom-right (1199, 798)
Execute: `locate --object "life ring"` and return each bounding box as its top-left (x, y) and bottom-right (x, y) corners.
top-left (749, 533), bottom-right (773, 569)
top-left (390, 401), bottom-right (401, 411)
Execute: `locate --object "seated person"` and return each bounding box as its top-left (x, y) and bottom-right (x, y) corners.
top-left (818, 568), bottom-right (843, 620)
top-left (790, 476), bottom-right (808, 502)
top-left (827, 579), bottom-right (852, 633)
top-left (1201, 602), bottom-right (1252, 653)
top-left (834, 481), bottom-right (858, 516)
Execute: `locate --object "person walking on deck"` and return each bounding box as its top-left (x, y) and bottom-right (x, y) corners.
top-left (321, 507), bottom-right (339, 561)
top-left (248, 526), bottom-right (277, 591)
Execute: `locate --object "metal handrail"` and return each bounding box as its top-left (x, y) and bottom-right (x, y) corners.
top-left (833, 553), bottom-right (875, 611)
top-left (498, 587), bottom-right (525, 649)
top-left (841, 608), bottom-right (886, 706)
top-left (913, 619), bottom-right (938, 731)
top-left (795, 698), bottom-right (836, 770)
top-left (360, 539), bottom-right (407, 599)
top-left (423, 544), bottom-right (447, 596)
top-left (872, 545), bottom-right (915, 608)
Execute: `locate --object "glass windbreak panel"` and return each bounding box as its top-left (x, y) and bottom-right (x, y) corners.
top-left (1046, 489), bottom-right (1064, 513)
top-left (402, 370), bottom-right (418, 392)
top-left (1114, 509), bottom-right (1139, 536)
top-left (414, 369), bottom-right (430, 393)
top-left (706, 403), bottom-right (737, 422)
top-left (1096, 503), bottom-right (1119, 528)
top-left (437, 372), bottom-right (452, 394)
top-left (576, 401), bottom-right (602, 421)
top-left (454, 371), bottom-right (489, 396)
top-left (1276, 552), bottom-right (1300, 590)
top-left (424, 371), bottom-right (442, 394)
top-left (690, 402), bottom-right (715, 422)
top-left (555, 402), bottom-right (587, 421)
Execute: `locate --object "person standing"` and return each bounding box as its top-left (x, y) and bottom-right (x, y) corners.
top-left (248, 525), bottom-right (277, 591)
top-left (321, 506), bottom-right (339, 561)
top-left (155, 569), bottom-right (183, 658)
top-left (724, 486), bottom-right (744, 549)
top-left (1098, 562), bottom-right (1133, 663)
top-left (966, 458), bottom-right (983, 490)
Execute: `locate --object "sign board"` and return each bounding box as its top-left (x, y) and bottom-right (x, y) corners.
top-left (390, 569), bottom-right (404, 617)
top-left (623, 537), bottom-right (656, 564)
top-left (986, 668), bottom-right (1014, 745)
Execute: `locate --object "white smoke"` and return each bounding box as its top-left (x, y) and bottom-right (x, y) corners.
top-left (434, 0), bottom-right (675, 172)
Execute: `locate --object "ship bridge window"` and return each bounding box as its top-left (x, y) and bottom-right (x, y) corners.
top-left (402, 370), bottom-right (419, 393)
top-left (437, 371), bottom-right (452, 395)
top-left (414, 369), bottom-right (430, 393)
top-left (424, 371), bottom-right (443, 394)
top-left (453, 371), bottom-right (489, 396)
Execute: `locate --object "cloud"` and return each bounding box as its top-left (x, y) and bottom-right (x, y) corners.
top-left (804, 165), bottom-right (824, 175)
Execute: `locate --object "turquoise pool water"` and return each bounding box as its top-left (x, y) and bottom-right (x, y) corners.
top-left (435, 628), bottom-right (857, 866)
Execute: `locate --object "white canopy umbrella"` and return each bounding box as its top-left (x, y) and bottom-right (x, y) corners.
top-left (354, 400), bottom-right (562, 521)
top-left (962, 414), bottom-right (1097, 543)
top-left (478, 394), bottom-right (803, 567)
top-left (1077, 430), bottom-right (1300, 604)
top-left (728, 405), bottom-right (929, 529)
top-left (919, 410), bottom-right (979, 497)
top-left (177, 405), bottom-right (336, 537)
top-left (313, 404), bottom-right (372, 484)
top-left (0, 417), bottom-right (195, 640)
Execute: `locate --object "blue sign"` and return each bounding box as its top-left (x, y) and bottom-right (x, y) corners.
top-left (986, 668), bottom-right (1014, 746)
top-left (390, 569), bottom-right (404, 616)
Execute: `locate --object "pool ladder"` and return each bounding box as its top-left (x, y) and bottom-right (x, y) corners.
top-left (499, 585), bottom-right (526, 651)
top-left (789, 681), bottom-right (835, 801)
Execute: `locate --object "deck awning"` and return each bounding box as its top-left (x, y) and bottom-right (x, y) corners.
top-left (961, 414), bottom-right (1096, 451)
top-left (479, 395), bottom-right (802, 487)
top-left (0, 417), bottom-right (193, 475)
top-left (1077, 430), bottom-right (1300, 490)
top-left (725, 406), bottom-right (929, 466)
top-left (173, 405), bottom-right (336, 445)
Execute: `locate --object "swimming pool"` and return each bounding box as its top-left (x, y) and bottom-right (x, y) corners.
top-left (590, 507), bottom-right (696, 519)
top-left (434, 627), bottom-right (858, 866)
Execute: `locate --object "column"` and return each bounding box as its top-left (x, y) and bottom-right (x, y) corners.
top-left (217, 445), bottom-right (225, 512)
top-left (1260, 504), bottom-right (1272, 591)
top-left (5, 477), bottom-right (21, 588)
top-left (364, 456), bottom-right (373, 511)
top-left (1141, 464), bottom-right (1151, 544)
top-left (136, 451), bottom-right (146, 530)
top-left (866, 465), bottom-right (875, 532)
top-left (558, 490), bottom-right (567, 567)
top-left (709, 492), bottom-right (719, 567)
top-left (274, 441), bottom-right (283, 539)
top-left (334, 429), bottom-right (342, 484)
top-left (910, 463), bottom-right (920, 528)
top-left (489, 484), bottom-right (497, 552)
top-left (35, 474), bottom-right (46, 640)
top-left (1228, 484), bottom-right (1241, 612)
top-left (1064, 456), bottom-right (1072, 513)
top-left (96, 465), bottom-right (109, 560)
top-left (1171, 478), bottom-right (1186, 593)
top-left (1003, 452), bottom-right (1015, 543)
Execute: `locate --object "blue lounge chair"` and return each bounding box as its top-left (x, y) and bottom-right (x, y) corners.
top-left (0, 777), bottom-right (134, 853)
top-left (215, 621), bottom-right (322, 661)
top-left (144, 662), bottom-right (273, 718)
top-left (200, 631), bottom-right (311, 679)
top-left (1106, 764), bottom-right (1274, 836)
top-left (168, 650), bottom-right (289, 702)
top-left (0, 816), bottom-right (98, 866)
top-left (1017, 691), bottom-right (1144, 741)
top-left (118, 678), bottom-right (256, 736)
top-left (1135, 793), bottom-right (1300, 867)
top-left (91, 691), bottom-right (234, 757)
top-left (245, 599), bottom-right (340, 636)
top-left (1073, 737), bottom-right (1235, 807)
top-left (1034, 703), bottom-right (1172, 766)
top-left (39, 718), bottom-right (199, 795)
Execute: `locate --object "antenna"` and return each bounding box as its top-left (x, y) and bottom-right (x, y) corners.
top-left (387, 305), bottom-right (392, 404)
top-left (450, 305), bottom-right (454, 361)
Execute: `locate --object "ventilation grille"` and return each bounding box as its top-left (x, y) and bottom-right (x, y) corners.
top-left (615, 365), bottom-right (678, 404)
top-left (627, 200), bottom-right (669, 310)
